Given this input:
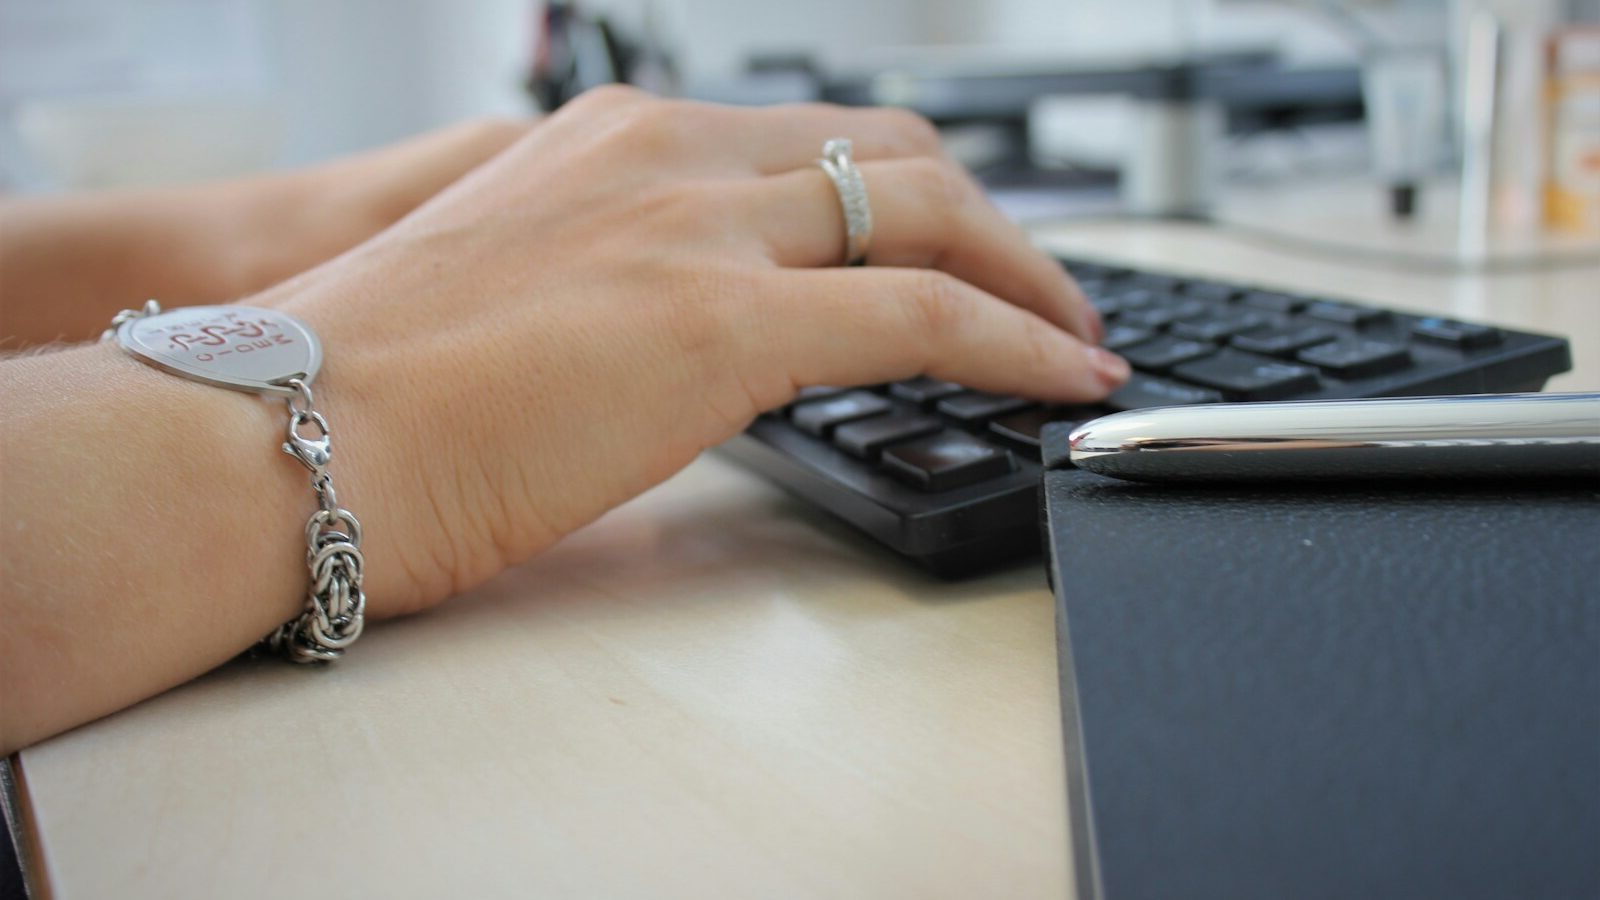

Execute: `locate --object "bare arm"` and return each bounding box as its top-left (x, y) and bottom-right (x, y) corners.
top-left (0, 90), bottom-right (1121, 754)
top-left (1, 344), bottom-right (313, 749)
top-left (0, 119), bottom-right (528, 347)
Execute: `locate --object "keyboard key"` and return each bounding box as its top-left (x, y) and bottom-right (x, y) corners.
top-left (1105, 373), bottom-right (1225, 410)
top-left (987, 407), bottom-right (1100, 459)
top-left (882, 431), bottom-right (1014, 492)
top-left (1089, 295), bottom-right (1124, 318)
top-left (792, 385), bottom-right (847, 404)
top-left (1182, 281), bottom-right (1240, 303)
top-left (1413, 317), bottom-right (1503, 349)
top-left (1305, 301), bottom-right (1391, 327)
top-left (1241, 290), bottom-right (1309, 313)
top-left (1297, 339), bottom-right (1413, 378)
top-left (1170, 312), bottom-right (1265, 343)
top-left (1173, 350), bottom-right (1321, 400)
top-left (1120, 335), bottom-right (1218, 373)
top-left (833, 413), bottom-right (942, 460)
top-left (1107, 287), bottom-right (1163, 310)
top-left (1121, 300), bottom-right (1209, 331)
top-left (1075, 278), bottom-right (1110, 298)
top-left (936, 391), bottom-right (1035, 426)
top-left (1103, 325), bottom-right (1157, 351)
top-left (890, 376), bottom-right (965, 408)
top-left (1126, 273), bottom-right (1184, 292)
top-left (1230, 325), bottom-right (1338, 357)
top-left (1119, 309), bottom-right (1178, 330)
top-left (791, 390), bottom-right (892, 437)
top-left (770, 385), bottom-right (849, 419)
top-left (1063, 261), bottom-right (1126, 281)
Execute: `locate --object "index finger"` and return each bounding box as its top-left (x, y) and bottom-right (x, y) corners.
top-left (749, 157), bottom-right (1104, 344)
top-left (740, 267), bottom-right (1129, 408)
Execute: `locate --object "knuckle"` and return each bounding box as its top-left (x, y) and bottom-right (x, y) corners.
top-left (878, 107), bottom-right (942, 155)
top-left (615, 100), bottom-right (694, 155)
top-left (657, 266), bottom-right (772, 417)
top-left (661, 261), bottom-right (743, 350)
top-left (465, 116), bottom-right (527, 148)
top-left (903, 156), bottom-right (974, 214)
top-left (1020, 316), bottom-right (1063, 378)
top-left (631, 180), bottom-right (707, 230)
top-left (688, 271), bottom-right (788, 424)
top-left (790, 102), bottom-right (839, 120)
top-left (906, 270), bottom-right (971, 345)
top-left (572, 83), bottom-right (645, 110)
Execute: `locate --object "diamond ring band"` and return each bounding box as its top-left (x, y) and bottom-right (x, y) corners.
top-left (816, 138), bottom-right (873, 266)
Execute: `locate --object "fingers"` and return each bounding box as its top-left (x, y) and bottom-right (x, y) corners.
top-left (745, 268), bottom-right (1129, 406)
top-left (746, 157), bottom-right (1104, 343)
top-left (555, 89), bottom-right (944, 175)
top-left (359, 118), bottom-right (533, 185)
top-left (432, 117), bottom-right (536, 165)
top-left (306, 117), bottom-right (536, 230)
top-left (731, 103), bottom-right (945, 173)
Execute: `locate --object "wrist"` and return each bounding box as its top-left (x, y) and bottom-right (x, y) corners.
top-left (98, 295), bottom-right (426, 660)
top-left (252, 258), bottom-right (509, 618)
top-left (27, 342), bottom-right (309, 646)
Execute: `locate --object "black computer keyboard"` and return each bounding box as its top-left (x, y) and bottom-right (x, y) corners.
top-left (720, 257), bottom-right (1574, 575)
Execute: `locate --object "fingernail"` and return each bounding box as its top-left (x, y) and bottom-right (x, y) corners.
top-left (1086, 346), bottom-right (1130, 387)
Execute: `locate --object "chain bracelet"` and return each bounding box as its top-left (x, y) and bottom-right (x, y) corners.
top-left (104, 301), bottom-right (365, 663)
top-left (270, 378), bottom-right (367, 663)
top-left (101, 299), bottom-right (162, 341)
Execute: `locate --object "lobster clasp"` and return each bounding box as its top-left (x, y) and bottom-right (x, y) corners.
top-left (283, 410), bottom-right (333, 473)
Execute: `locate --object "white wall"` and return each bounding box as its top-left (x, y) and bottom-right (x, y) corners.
top-left (1, 0), bottom-right (1457, 189)
top-left (261, 0), bottom-right (532, 165)
top-left (0, 0), bottom-right (536, 184)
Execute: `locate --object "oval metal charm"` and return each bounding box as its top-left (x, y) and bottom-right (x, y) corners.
top-left (116, 305), bottom-right (321, 397)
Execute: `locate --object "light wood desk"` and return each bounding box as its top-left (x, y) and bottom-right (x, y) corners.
top-left (16, 217), bottom-right (1599, 900)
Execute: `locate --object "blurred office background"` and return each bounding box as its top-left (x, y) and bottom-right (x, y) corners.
top-left (1, 0), bottom-right (1597, 236)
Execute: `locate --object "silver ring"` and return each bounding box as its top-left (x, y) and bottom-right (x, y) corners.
top-left (816, 138), bottom-right (873, 266)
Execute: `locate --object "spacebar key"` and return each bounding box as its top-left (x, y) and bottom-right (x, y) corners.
top-left (1104, 373), bottom-right (1225, 411)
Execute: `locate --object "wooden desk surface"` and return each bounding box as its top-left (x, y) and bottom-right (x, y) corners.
top-left (17, 219), bottom-right (1598, 900)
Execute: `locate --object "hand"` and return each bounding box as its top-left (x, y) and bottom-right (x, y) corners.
top-left (0, 89), bottom-right (1127, 750)
top-left (232, 117), bottom-right (533, 294)
top-left (0, 118), bottom-right (530, 346)
top-left (260, 87), bottom-right (1127, 615)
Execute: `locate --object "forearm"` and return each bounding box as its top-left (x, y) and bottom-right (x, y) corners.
top-left (0, 119), bottom-right (531, 350)
top-left (1, 342), bottom-right (328, 752)
top-left (0, 186), bottom-right (261, 346)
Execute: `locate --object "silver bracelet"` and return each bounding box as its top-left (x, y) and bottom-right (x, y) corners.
top-left (104, 301), bottom-right (365, 663)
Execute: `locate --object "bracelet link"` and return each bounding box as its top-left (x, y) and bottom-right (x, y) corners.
top-left (284, 413), bottom-right (333, 473)
top-left (271, 377), bottom-right (366, 664)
